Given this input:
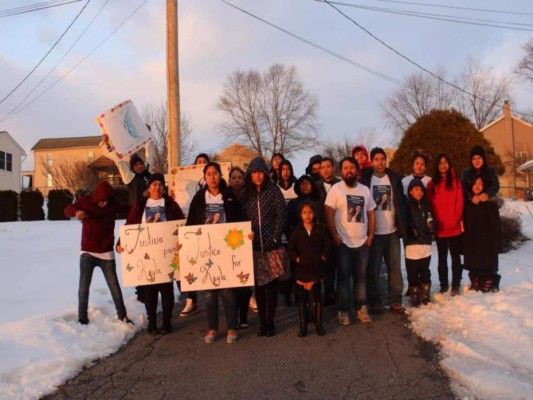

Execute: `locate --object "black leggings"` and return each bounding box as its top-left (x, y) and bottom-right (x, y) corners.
top-left (295, 281), bottom-right (322, 305)
top-left (255, 279), bottom-right (278, 331)
top-left (435, 235), bottom-right (463, 287)
top-left (405, 257), bottom-right (431, 287)
top-left (235, 287), bottom-right (252, 324)
top-left (175, 281), bottom-right (197, 302)
top-left (144, 282), bottom-right (174, 329)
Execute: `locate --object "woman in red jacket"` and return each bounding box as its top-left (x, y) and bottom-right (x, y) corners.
top-left (427, 153), bottom-right (464, 296)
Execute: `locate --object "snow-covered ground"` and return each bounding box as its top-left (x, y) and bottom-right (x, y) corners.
top-left (0, 202), bottom-right (532, 400)
top-left (409, 201), bottom-right (533, 400)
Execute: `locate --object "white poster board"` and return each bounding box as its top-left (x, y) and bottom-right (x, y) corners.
top-left (119, 219), bottom-right (186, 287)
top-left (178, 222), bottom-right (254, 291)
top-left (170, 162), bottom-right (232, 214)
top-left (96, 99), bottom-right (152, 160)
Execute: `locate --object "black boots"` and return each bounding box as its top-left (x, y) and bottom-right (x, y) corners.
top-left (313, 302), bottom-right (325, 336)
top-left (410, 286), bottom-right (421, 307)
top-left (420, 283), bottom-right (431, 305)
top-left (298, 303), bottom-right (307, 337)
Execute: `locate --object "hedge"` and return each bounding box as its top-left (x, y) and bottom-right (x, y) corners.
top-left (47, 189), bottom-right (73, 220)
top-left (20, 190), bottom-right (45, 221)
top-left (0, 190), bottom-right (18, 222)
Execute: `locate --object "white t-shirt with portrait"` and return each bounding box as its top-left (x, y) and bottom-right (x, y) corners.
top-left (204, 191), bottom-right (226, 224)
top-left (371, 174), bottom-right (396, 235)
top-left (142, 198), bottom-right (166, 223)
top-left (325, 181), bottom-right (376, 248)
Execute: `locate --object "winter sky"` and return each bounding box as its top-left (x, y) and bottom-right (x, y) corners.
top-left (1, 0), bottom-right (533, 173)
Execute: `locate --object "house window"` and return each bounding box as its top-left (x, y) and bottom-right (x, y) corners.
top-left (88, 151), bottom-right (94, 163)
top-left (0, 151), bottom-right (4, 170)
top-left (47, 153), bottom-right (53, 167)
top-left (46, 173), bottom-right (53, 188)
top-left (6, 153), bottom-right (12, 171)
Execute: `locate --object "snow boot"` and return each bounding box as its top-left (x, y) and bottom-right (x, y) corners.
top-left (481, 274), bottom-right (494, 293)
top-left (298, 303), bottom-right (308, 337)
top-left (420, 283), bottom-right (431, 305)
top-left (410, 286), bottom-right (421, 307)
top-left (313, 302), bottom-right (325, 336)
top-left (491, 274), bottom-right (501, 293)
top-left (469, 271), bottom-right (481, 291)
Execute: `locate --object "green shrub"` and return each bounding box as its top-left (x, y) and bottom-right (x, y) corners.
top-left (499, 207), bottom-right (527, 253)
top-left (0, 190), bottom-right (18, 222)
top-left (20, 190), bottom-right (45, 221)
top-left (47, 189), bottom-right (73, 220)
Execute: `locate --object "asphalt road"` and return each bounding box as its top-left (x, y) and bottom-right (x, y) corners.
top-left (43, 298), bottom-right (455, 400)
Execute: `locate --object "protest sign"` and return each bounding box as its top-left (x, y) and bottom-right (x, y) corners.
top-left (96, 100), bottom-right (151, 160)
top-left (178, 222), bottom-right (254, 291)
top-left (119, 219), bottom-right (185, 287)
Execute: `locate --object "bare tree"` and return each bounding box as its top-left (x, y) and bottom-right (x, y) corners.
top-left (516, 38), bottom-right (533, 83)
top-left (40, 158), bottom-right (99, 195)
top-left (142, 103), bottom-right (197, 171)
top-left (382, 60), bottom-right (512, 132)
top-left (456, 58), bottom-right (513, 129)
top-left (381, 66), bottom-right (454, 133)
top-left (320, 127), bottom-right (378, 163)
top-left (217, 64), bottom-right (319, 158)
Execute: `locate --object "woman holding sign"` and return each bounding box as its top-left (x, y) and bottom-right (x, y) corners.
top-left (187, 162), bottom-right (246, 344)
top-left (117, 173), bottom-right (185, 334)
top-left (243, 157), bottom-right (289, 337)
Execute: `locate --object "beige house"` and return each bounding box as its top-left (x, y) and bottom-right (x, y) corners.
top-left (31, 136), bottom-right (120, 196)
top-left (0, 131), bottom-right (26, 192)
top-left (215, 143), bottom-right (259, 171)
top-left (480, 101), bottom-right (533, 198)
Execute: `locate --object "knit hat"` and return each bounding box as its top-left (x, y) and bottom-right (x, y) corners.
top-left (92, 181), bottom-right (114, 202)
top-left (408, 177), bottom-right (425, 194)
top-left (148, 173), bottom-right (165, 186)
top-left (470, 145), bottom-right (486, 162)
top-left (129, 153), bottom-right (144, 171)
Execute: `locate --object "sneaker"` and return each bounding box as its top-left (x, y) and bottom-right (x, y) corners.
top-left (356, 306), bottom-right (372, 323)
top-left (227, 331), bottom-right (239, 344)
top-left (204, 331), bottom-right (216, 344)
top-left (238, 322), bottom-right (249, 329)
top-left (338, 311), bottom-right (351, 326)
top-left (439, 284), bottom-right (449, 294)
top-left (121, 316), bottom-right (135, 325)
top-left (249, 295), bottom-right (258, 313)
top-left (451, 286), bottom-right (461, 297)
top-left (180, 298), bottom-right (198, 317)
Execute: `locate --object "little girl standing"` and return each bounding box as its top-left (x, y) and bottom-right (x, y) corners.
top-left (405, 179), bottom-right (436, 307)
top-left (288, 201), bottom-right (331, 337)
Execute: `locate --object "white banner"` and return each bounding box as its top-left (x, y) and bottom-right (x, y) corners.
top-left (119, 219), bottom-right (186, 287)
top-left (178, 222), bottom-right (254, 291)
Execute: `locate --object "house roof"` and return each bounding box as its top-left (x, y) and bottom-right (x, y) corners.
top-left (87, 156), bottom-right (116, 169)
top-left (216, 143), bottom-right (258, 161)
top-left (31, 136), bottom-right (101, 151)
top-left (480, 115), bottom-right (533, 132)
top-left (0, 131), bottom-right (26, 155)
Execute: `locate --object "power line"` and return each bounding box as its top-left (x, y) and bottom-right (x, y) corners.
top-left (3, 0), bottom-right (150, 121)
top-left (0, 0), bottom-right (91, 106)
top-left (0, 0), bottom-right (82, 18)
top-left (364, 0), bottom-right (533, 17)
top-left (320, 0), bottom-right (533, 120)
top-left (315, 1), bottom-right (533, 32)
top-left (1, 0), bottom-right (112, 122)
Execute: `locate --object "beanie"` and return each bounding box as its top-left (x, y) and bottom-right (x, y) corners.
top-left (470, 145), bottom-right (486, 162)
top-left (148, 173), bottom-right (165, 186)
top-left (129, 153), bottom-right (144, 171)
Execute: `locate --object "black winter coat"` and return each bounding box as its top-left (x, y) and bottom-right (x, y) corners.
top-left (287, 224), bottom-right (331, 282)
top-left (186, 188), bottom-right (245, 226)
top-left (461, 166), bottom-right (500, 200)
top-left (463, 200), bottom-right (500, 272)
top-left (405, 198), bottom-right (435, 246)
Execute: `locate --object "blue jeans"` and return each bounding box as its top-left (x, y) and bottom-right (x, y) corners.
top-left (205, 288), bottom-right (238, 331)
top-left (367, 232), bottom-right (403, 308)
top-left (78, 253), bottom-right (127, 321)
top-left (336, 244), bottom-right (369, 312)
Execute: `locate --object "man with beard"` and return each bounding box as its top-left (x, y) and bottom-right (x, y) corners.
top-left (325, 157), bottom-right (376, 325)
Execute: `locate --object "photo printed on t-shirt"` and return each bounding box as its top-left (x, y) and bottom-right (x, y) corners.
top-left (145, 205), bottom-right (167, 223)
top-left (347, 195), bottom-right (365, 223)
top-left (205, 203), bottom-right (226, 224)
top-left (373, 185), bottom-right (391, 211)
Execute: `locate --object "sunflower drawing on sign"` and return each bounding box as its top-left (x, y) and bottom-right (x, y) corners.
top-left (224, 228), bottom-right (244, 250)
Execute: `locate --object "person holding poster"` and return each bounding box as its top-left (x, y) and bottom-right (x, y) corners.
top-left (64, 181), bottom-right (132, 326)
top-left (117, 173), bottom-right (185, 334)
top-left (243, 157), bottom-right (289, 337)
top-left (187, 162), bottom-right (245, 344)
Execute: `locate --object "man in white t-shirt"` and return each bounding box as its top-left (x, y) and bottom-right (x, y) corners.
top-left (325, 157), bottom-right (376, 326)
top-left (360, 147), bottom-right (407, 314)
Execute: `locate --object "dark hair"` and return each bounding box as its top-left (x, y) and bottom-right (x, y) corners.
top-left (339, 156), bottom-right (359, 171)
top-left (229, 166), bottom-right (245, 179)
top-left (471, 175), bottom-right (486, 193)
top-left (298, 200), bottom-right (317, 223)
top-left (370, 147), bottom-right (386, 161)
top-left (321, 157), bottom-right (335, 167)
top-left (294, 174), bottom-right (321, 199)
top-left (203, 162), bottom-right (227, 191)
top-left (194, 153), bottom-right (210, 164)
top-left (270, 152), bottom-right (284, 163)
top-left (278, 160), bottom-right (295, 190)
top-left (411, 149), bottom-right (429, 166)
top-left (431, 153), bottom-right (455, 193)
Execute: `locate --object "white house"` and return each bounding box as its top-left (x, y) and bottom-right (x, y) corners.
top-left (0, 131), bottom-right (26, 192)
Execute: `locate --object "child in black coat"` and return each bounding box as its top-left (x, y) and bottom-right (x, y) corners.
top-left (405, 179), bottom-right (436, 307)
top-left (288, 201), bottom-right (331, 337)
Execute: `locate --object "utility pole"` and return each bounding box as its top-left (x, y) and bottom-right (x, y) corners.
top-left (167, 0), bottom-right (180, 175)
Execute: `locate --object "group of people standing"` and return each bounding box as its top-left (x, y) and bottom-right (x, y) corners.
top-left (65, 134), bottom-right (502, 343)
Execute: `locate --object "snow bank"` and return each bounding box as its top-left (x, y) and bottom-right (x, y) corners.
top-left (409, 201), bottom-right (533, 400)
